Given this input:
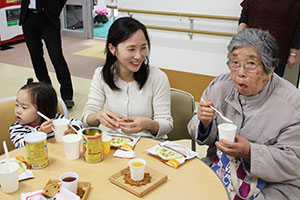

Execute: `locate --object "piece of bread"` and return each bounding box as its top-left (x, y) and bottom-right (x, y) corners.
top-left (43, 182), bottom-right (61, 198)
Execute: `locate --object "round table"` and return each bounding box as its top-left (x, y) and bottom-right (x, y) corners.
top-left (0, 138), bottom-right (229, 199)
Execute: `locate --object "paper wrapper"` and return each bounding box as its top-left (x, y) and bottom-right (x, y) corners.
top-left (103, 131), bottom-right (140, 151)
top-left (146, 141), bottom-right (198, 168)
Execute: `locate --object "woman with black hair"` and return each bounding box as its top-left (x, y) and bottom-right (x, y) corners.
top-left (81, 17), bottom-right (173, 139)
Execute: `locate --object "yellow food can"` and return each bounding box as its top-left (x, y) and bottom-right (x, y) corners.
top-left (82, 127), bottom-right (103, 163)
top-left (25, 131), bottom-right (48, 169)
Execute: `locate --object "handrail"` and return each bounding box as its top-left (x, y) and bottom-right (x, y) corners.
top-left (146, 25), bottom-right (236, 37)
top-left (106, 5), bottom-right (238, 37)
top-left (112, 7), bottom-right (239, 21)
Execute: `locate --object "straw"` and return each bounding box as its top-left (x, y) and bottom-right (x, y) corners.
top-left (3, 141), bottom-right (11, 173)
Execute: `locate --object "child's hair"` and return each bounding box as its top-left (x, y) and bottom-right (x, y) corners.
top-left (20, 78), bottom-right (58, 121)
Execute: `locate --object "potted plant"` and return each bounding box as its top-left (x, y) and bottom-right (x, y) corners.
top-left (94, 8), bottom-right (109, 26)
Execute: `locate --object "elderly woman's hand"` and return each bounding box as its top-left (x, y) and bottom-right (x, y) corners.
top-left (198, 99), bottom-right (216, 130)
top-left (215, 134), bottom-right (250, 159)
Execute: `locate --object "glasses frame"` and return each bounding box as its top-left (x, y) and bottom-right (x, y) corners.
top-left (227, 60), bottom-right (262, 72)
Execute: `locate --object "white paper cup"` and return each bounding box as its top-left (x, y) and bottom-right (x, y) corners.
top-left (53, 118), bottom-right (70, 142)
top-left (218, 123), bottom-right (237, 143)
top-left (59, 172), bottom-right (79, 193)
top-left (0, 162), bottom-right (19, 193)
top-left (62, 134), bottom-right (81, 160)
top-left (128, 158), bottom-right (146, 181)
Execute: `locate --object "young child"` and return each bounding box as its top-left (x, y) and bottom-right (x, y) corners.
top-left (10, 78), bottom-right (83, 148)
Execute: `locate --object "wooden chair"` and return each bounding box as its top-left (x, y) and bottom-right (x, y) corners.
top-left (0, 96), bottom-right (68, 155)
top-left (168, 88), bottom-right (196, 151)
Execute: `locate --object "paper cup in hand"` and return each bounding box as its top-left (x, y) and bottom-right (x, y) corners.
top-left (59, 172), bottom-right (79, 193)
top-left (128, 158), bottom-right (146, 181)
top-left (0, 162), bottom-right (19, 193)
top-left (218, 123), bottom-right (237, 143)
top-left (62, 134), bottom-right (81, 160)
top-left (53, 118), bottom-right (70, 142)
top-left (102, 134), bottom-right (111, 155)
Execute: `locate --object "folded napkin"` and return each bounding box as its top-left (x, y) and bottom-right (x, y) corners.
top-left (55, 186), bottom-right (80, 200)
top-left (113, 149), bottom-right (136, 158)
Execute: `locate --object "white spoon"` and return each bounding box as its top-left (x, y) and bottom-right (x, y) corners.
top-left (37, 111), bottom-right (80, 135)
top-left (37, 111), bottom-right (57, 133)
top-left (200, 98), bottom-right (233, 123)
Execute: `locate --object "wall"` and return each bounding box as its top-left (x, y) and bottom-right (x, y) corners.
top-left (115, 0), bottom-right (242, 99)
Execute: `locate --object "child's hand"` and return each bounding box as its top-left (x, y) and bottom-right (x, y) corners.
top-left (63, 124), bottom-right (76, 136)
top-left (39, 120), bottom-right (53, 134)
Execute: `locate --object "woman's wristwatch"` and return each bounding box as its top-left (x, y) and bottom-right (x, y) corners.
top-left (290, 53), bottom-right (297, 57)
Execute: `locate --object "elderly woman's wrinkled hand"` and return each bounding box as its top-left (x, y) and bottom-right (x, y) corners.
top-left (198, 99), bottom-right (216, 129)
top-left (215, 134), bottom-right (250, 159)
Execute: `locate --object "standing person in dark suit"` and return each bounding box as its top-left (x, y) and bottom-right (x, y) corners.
top-left (19, 0), bottom-right (75, 109)
top-left (238, 0), bottom-right (300, 78)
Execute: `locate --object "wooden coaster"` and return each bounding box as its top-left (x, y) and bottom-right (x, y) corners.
top-left (123, 172), bottom-right (151, 186)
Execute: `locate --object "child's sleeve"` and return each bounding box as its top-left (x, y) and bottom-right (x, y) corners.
top-left (9, 122), bottom-right (30, 148)
top-left (70, 118), bottom-right (83, 131)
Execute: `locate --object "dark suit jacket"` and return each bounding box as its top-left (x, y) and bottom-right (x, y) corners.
top-left (19, 0), bottom-right (67, 30)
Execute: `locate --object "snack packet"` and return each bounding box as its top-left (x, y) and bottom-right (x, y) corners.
top-left (102, 131), bottom-right (140, 151)
top-left (146, 141), bottom-right (198, 168)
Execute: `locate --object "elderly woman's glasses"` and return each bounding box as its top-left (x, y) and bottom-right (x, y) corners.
top-left (228, 60), bottom-right (261, 72)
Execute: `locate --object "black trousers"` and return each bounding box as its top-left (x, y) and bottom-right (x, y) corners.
top-left (22, 11), bottom-right (73, 100)
top-left (274, 63), bottom-right (286, 77)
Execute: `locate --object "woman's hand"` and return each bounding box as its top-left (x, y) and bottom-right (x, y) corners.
top-left (39, 120), bottom-right (53, 134)
top-left (198, 99), bottom-right (216, 130)
top-left (96, 110), bottom-right (122, 129)
top-left (119, 117), bottom-right (157, 135)
top-left (215, 134), bottom-right (250, 159)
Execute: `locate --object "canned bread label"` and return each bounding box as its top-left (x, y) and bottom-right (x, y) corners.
top-left (26, 140), bottom-right (48, 169)
top-left (83, 134), bottom-right (103, 163)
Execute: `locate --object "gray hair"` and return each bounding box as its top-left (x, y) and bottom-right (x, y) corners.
top-left (227, 28), bottom-right (280, 74)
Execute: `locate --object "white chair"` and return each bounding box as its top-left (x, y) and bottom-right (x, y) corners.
top-left (0, 96), bottom-right (68, 155)
top-left (168, 88), bottom-right (196, 151)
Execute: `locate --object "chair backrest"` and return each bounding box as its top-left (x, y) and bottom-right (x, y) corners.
top-left (0, 96), bottom-right (68, 155)
top-left (168, 88), bottom-right (196, 150)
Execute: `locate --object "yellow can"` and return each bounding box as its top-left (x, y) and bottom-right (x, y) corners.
top-left (82, 127), bottom-right (103, 163)
top-left (25, 132), bottom-right (48, 169)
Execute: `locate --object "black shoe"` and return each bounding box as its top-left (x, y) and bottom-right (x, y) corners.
top-left (64, 100), bottom-right (74, 109)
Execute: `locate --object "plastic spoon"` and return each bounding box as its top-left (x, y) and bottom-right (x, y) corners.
top-left (200, 98), bottom-right (233, 123)
top-left (37, 111), bottom-right (80, 135)
top-left (37, 111), bottom-right (57, 133)
top-left (3, 141), bottom-right (11, 173)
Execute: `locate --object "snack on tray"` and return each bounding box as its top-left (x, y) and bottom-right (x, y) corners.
top-left (43, 181), bottom-right (61, 198)
top-left (123, 172), bottom-right (151, 186)
top-left (77, 186), bottom-right (85, 198)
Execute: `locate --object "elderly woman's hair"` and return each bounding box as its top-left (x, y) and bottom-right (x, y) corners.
top-left (227, 28), bottom-right (280, 74)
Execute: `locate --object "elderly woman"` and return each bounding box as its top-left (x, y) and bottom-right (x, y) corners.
top-left (188, 28), bottom-right (300, 199)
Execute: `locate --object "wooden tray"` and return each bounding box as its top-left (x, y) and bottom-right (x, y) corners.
top-left (109, 166), bottom-right (168, 197)
top-left (47, 180), bottom-right (91, 200)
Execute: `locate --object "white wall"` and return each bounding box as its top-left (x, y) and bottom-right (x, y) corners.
top-left (117, 0), bottom-right (243, 76)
